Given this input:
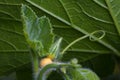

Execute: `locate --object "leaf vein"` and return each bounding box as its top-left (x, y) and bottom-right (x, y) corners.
top-left (27, 0), bottom-right (120, 55)
top-left (0, 39), bottom-right (18, 50)
top-left (93, 0), bottom-right (108, 9)
top-left (0, 28), bottom-right (23, 36)
top-left (77, 3), bottom-right (113, 24)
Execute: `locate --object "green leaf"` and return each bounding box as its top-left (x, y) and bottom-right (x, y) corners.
top-left (15, 63), bottom-right (33, 80)
top-left (49, 38), bottom-right (62, 59)
top-left (1, 0), bottom-right (120, 79)
top-left (0, 2), bottom-right (112, 76)
top-left (21, 5), bottom-right (54, 57)
top-left (0, 1), bottom-right (31, 76)
top-left (0, 19), bottom-right (31, 76)
top-left (26, 0), bottom-right (120, 56)
top-left (105, 0), bottom-right (120, 35)
top-left (66, 67), bottom-right (100, 80)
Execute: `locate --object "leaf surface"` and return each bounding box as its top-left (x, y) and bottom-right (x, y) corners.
top-left (0, 0), bottom-right (120, 79)
top-left (21, 5), bottom-right (54, 57)
top-left (66, 67), bottom-right (100, 80)
top-left (26, 0), bottom-right (120, 56)
top-left (0, 1), bottom-right (31, 77)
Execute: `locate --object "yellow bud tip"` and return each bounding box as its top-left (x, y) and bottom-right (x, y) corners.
top-left (40, 57), bottom-right (53, 67)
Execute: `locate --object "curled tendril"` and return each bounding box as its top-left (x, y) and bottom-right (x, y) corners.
top-left (61, 30), bottom-right (105, 54)
top-left (89, 30), bottom-right (105, 41)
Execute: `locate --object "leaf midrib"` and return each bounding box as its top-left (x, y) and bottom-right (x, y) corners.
top-left (26, 0), bottom-right (120, 56)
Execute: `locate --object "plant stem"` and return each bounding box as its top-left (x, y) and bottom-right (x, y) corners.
top-left (61, 34), bottom-right (89, 54)
top-left (30, 49), bottom-right (39, 74)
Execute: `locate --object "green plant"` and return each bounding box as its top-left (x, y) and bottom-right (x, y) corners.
top-left (21, 5), bottom-right (101, 80)
top-left (0, 0), bottom-right (120, 80)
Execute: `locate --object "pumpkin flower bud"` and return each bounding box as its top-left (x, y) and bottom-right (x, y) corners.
top-left (40, 57), bottom-right (53, 67)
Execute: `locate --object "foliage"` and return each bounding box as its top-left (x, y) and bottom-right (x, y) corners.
top-left (0, 0), bottom-right (120, 80)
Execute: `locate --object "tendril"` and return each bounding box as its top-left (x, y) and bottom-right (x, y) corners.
top-left (61, 30), bottom-right (105, 54)
top-left (89, 30), bottom-right (105, 41)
